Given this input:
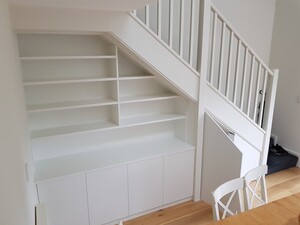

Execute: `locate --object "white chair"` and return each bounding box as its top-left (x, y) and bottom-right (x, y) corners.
top-left (243, 165), bottom-right (268, 210)
top-left (118, 221), bottom-right (123, 225)
top-left (211, 177), bottom-right (244, 221)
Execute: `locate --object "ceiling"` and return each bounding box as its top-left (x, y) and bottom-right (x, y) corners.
top-left (8, 0), bottom-right (158, 11)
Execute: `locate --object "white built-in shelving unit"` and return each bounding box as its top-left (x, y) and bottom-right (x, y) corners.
top-left (18, 33), bottom-right (195, 225)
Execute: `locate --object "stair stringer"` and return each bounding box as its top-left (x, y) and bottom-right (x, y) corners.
top-left (206, 83), bottom-right (266, 152)
top-left (106, 14), bottom-right (200, 102)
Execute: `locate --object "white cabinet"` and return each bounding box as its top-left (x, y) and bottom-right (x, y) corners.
top-left (128, 157), bottom-right (164, 215)
top-left (86, 165), bottom-right (128, 225)
top-left (37, 151), bottom-right (195, 225)
top-left (18, 33), bottom-right (196, 225)
top-left (164, 150), bottom-right (195, 204)
top-left (37, 174), bottom-right (89, 225)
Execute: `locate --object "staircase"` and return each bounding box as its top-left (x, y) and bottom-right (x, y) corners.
top-left (132, 0), bottom-right (277, 149)
top-left (131, 0), bottom-right (278, 202)
top-left (10, 0), bottom-right (278, 222)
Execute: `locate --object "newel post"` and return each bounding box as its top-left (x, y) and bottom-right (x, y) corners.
top-left (260, 69), bottom-right (279, 165)
top-left (194, 0), bottom-right (211, 201)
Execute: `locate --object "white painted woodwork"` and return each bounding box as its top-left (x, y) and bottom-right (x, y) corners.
top-left (34, 134), bottom-right (193, 181)
top-left (193, 0), bottom-right (211, 201)
top-left (164, 150), bottom-right (194, 204)
top-left (217, 21), bottom-right (225, 91)
top-left (179, 0), bottom-right (184, 57)
top-left (86, 165), bottom-right (128, 225)
top-left (233, 39), bottom-right (241, 105)
top-left (260, 70), bottom-right (278, 164)
top-left (206, 84), bottom-right (265, 151)
top-left (11, 5), bottom-right (280, 225)
top-left (240, 48), bottom-right (248, 108)
top-left (247, 55), bottom-right (256, 116)
top-left (157, 0), bottom-right (162, 37)
top-left (17, 32), bottom-right (196, 225)
top-left (225, 30), bottom-right (233, 97)
top-left (258, 69), bottom-right (268, 127)
top-left (253, 63), bottom-right (262, 121)
top-left (128, 157), bottom-right (164, 215)
top-left (201, 113), bottom-right (242, 205)
top-left (169, 0), bottom-right (173, 47)
top-left (209, 12), bottom-right (217, 83)
top-left (37, 174), bottom-right (89, 225)
top-left (233, 134), bottom-right (260, 176)
top-left (11, 6), bottom-right (199, 101)
top-left (8, 0), bottom-right (158, 12)
top-left (207, 4), bottom-right (276, 131)
top-left (189, 0), bottom-right (195, 65)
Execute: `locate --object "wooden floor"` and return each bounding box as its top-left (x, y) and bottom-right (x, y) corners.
top-left (124, 167), bottom-right (300, 225)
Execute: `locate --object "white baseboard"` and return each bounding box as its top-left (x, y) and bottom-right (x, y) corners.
top-left (283, 147), bottom-right (300, 167)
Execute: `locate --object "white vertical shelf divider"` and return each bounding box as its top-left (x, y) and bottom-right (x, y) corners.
top-left (115, 46), bottom-right (121, 126)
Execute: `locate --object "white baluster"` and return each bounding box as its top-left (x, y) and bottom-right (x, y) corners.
top-left (247, 54), bottom-right (255, 116)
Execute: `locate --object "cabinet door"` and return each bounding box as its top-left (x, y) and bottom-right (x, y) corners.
top-left (86, 165), bottom-right (128, 225)
top-left (164, 150), bottom-right (195, 204)
top-left (128, 157), bottom-right (164, 215)
top-left (37, 174), bottom-right (89, 225)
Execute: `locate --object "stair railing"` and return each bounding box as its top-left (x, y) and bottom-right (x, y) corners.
top-left (207, 4), bottom-right (278, 131)
top-left (131, 0), bottom-right (278, 135)
top-left (132, 0), bottom-right (201, 73)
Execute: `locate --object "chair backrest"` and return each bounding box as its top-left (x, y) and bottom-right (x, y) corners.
top-left (211, 177), bottom-right (244, 221)
top-left (243, 165), bottom-right (268, 210)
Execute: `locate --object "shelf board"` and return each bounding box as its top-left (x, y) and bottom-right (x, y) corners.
top-left (20, 55), bottom-right (116, 60)
top-left (118, 75), bottom-right (154, 81)
top-left (120, 93), bottom-right (179, 103)
top-left (30, 113), bottom-right (185, 138)
top-left (34, 135), bottom-right (195, 182)
top-left (31, 121), bottom-right (117, 138)
top-left (27, 98), bottom-right (117, 113)
top-left (24, 77), bottom-right (117, 86)
top-left (120, 113), bottom-right (186, 127)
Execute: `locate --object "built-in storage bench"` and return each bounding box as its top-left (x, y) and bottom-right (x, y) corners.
top-left (17, 33), bottom-right (196, 225)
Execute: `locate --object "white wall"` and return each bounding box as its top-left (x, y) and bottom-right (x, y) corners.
top-left (269, 1), bottom-right (300, 157)
top-left (212, 0), bottom-right (276, 65)
top-left (0, 1), bottom-right (35, 224)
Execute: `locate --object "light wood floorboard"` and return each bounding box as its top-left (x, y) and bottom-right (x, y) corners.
top-left (123, 167), bottom-right (300, 225)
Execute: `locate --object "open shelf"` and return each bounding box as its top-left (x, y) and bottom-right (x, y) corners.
top-left (27, 98), bottom-right (118, 113)
top-left (24, 77), bottom-right (118, 86)
top-left (30, 112), bottom-right (185, 138)
top-left (34, 135), bottom-right (195, 182)
top-left (118, 75), bottom-right (154, 81)
top-left (120, 93), bottom-right (178, 103)
top-left (31, 120), bottom-right (118, 139)
top-left (18, 33), bottom-right (193, 186)
top-left (120, 113), bottom-right (186, 126)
